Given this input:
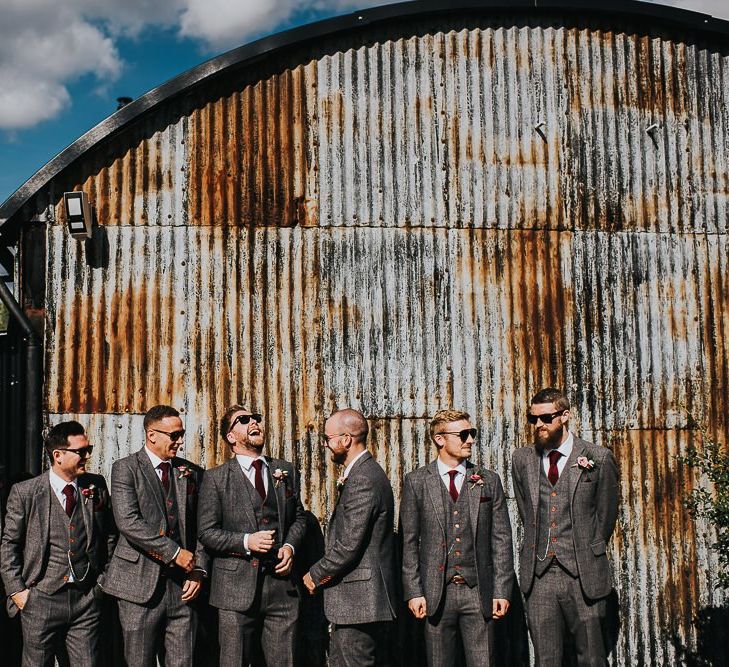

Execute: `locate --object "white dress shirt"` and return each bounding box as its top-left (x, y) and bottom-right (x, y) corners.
top-left (541, 432), bottom-right (574, 477)
top-left (436, 458), bottom-right (467, 494)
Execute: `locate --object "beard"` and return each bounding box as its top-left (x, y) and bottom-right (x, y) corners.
top-left (534, 426), bottom-right (563, 451)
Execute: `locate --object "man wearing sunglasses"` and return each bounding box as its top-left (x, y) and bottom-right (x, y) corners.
top-left (303, 408), bottom-right (398, 666)
top-left (103, 404), bottom-right (208, 667)
top-left (1, 421), bottom-right (116, 666)
top-left (511, 388), bottom-right (619, 666)
top-left (400, 410), bottom-right (514, 666)
top-left (198, 405), bottom-right (306, 666)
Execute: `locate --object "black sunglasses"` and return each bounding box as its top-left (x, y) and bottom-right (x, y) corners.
top-left (230, 413), bottom-right (263, 432)
top-left (527, 410), bottom-right (566, 425)
top-left (60, 445), bottom-right (94, 457)
top-left (438, 428), bottom-right (478, 443)
top-left (151, 428), bottom-right (186, 442)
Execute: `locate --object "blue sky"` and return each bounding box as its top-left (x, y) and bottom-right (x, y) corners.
top-left (0, 0), bottom-right (726, 205)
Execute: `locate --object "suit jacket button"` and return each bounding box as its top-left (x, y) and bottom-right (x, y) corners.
top-left (262, 518), bottom-right (269, 524)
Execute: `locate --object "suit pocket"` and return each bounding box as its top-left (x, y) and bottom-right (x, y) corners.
top-left (590, 539), bottom-right (606, 556)
top-left (114, 545), bottom-right (140, 563)
top-left (341, 567), bottom-right (371, 583)
top-left (214, 558), bottom-right (239, 571)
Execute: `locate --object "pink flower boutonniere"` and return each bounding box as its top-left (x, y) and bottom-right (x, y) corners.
top-left (572, 456), bottom-right (596, 471)
top-left (272, 468), bottom-right (290, 488)
top-left (468, 473), bottom-right (485, 489)
top-left (81, 484), bottom-right (97, 504)
top-left (336, 476), bottom-right (347, 493)
top-left (177, 465), bottom-right (194, 479)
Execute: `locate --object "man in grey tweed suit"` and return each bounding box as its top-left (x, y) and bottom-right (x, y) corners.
top-left (303, 408), bottom-right (397, 666)
top-left (1, 420), bottom-right (116, 666)
top-left (400, 409), bottom-right (514, 666)
top-left (512, 388), bottom-right (619, 666)
top-left (103, 404), bottom-right (208, 667)
top-left (198, 405), bottom-right (307, 666)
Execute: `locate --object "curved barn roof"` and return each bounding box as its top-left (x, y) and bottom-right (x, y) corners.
top-left (1, 0), bottom-right (728, 228)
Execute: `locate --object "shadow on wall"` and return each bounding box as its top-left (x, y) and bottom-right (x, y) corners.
top-left (670, 604), bottom-right (729, 667)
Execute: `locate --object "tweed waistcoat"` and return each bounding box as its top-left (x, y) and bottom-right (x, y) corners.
top-left (160, 468), bottom-right (181, 545)
top-left (37, 492), bottom-right (89, 594)
top-left (535, 463), bottom-right (577, 576)
top-left (440, 478), bottom-right (477, 586)
top-left (249, 469), bottom-right (281, 562)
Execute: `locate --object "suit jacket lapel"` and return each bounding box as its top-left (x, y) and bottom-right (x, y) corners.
top-left (171, 459), bottom-right (187, 542)
top-left (37, 473), bottom-right (52, 546)
top-left (136, 449), bottom-right (165, 515)
top-left (464, 462), bottom-right (480, 539)
top-left (229, 458), bottom-right (258, 528)
top-left (527, 447), bottom-right (541, 521)
top-left (425, 461), bottom-right (446, 533)
top-left (567, 439), bottom-right (585, 504)
top-left (77, 477), bottom-right (94, 549)
top-left (267, 458), bottom-right (285, 531)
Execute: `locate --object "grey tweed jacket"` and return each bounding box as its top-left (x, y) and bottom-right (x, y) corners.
top-left (0, 471), bottom-right (117, 617)
top-left (197, 456), bottom-right (307, 611)
top-left (511, 436), bottom-right (619, 599)
top-left (400, 460), bottom-right (514, 618)
top-left (102, 448), bottom-right (209, 604)
top-left (309, 451), bottom-right (398, 625)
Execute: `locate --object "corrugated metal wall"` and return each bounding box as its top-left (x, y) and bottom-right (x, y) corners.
top-left (37, 15), bottom-right (729, 664)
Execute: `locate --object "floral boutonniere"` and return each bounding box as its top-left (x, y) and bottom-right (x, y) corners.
top-left (272, 468), bottom-right (289, 488)
top-left (572, 456), bottom-right (596, 471)
top-left (81, 484), bottom-right (97, 504)
top-left (336, 475), bottom-right (348, 493)
top-left (177, 465), bottom-right (194, 479)
top-left (468, 473), bottom-right (485, 489)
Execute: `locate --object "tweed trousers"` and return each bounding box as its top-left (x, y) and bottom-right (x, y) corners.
top-left (328, 621), bottom-right (393, 667)
top-left (19, 584), bottom-right (100, 667)
top-left (117, 574), bottom-right (197, 667)
top-left (425, 581), bottom-right (494, 667)
top-left (525, 563), bottom-right (607, 667)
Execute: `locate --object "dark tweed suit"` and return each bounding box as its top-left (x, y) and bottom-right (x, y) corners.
top-left (0, 471), bottom-right (116, 666)
top-left (401, 460), bottom-right (514, 666)
top-left (198, 456), bottom-right (307, 666)
top-left (309, 451), bottom-right (398, 666)
top-left (512, 436), bottom-right (619, 666)
top-left (103, 448), bottom-right (208, 667)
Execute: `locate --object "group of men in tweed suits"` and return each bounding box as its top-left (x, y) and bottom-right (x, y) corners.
top-left (1, 387), bottom-right (619, 667)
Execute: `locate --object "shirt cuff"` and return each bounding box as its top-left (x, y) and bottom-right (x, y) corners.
top-left (243, 533), bottom-right (250, 554)
top-left (168, 546), bottom-right (181, 564)
top-left (283, 542), bottom-right (295, 555)
top-left (192, 567), bottom-right (207, 577)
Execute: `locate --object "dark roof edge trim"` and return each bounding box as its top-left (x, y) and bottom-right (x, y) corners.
top-left (1, 0), bottom-right (727, 226)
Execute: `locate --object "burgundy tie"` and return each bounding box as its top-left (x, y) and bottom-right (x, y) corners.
top-left (62, 484), bottom-right (76, 517)
top-left (251, 459), bottom-right (266, 500)
top-left (159, 462), bottom-right (171, 493)
top-left (547, 450), bottom-right (562, 486)
top-left (447, 470), bottom-right (459, 502)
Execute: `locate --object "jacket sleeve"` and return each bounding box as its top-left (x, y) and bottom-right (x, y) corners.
top-left (192, 467), bottom-right (210, 572)
top-left (111, 459), bottom-right (180, 563)
top-left (308, 474), bottom-right (376, 584)
top-left (0, 485), bottom-right (28, 596)
top-left (596, 448), bottom-right (620, 542)
top-left (399, 474), bottom-right (424, 601)
top-left (197, 470), bottom-right (247, 555)
top-left (490, 474), bottom-right (515, 600)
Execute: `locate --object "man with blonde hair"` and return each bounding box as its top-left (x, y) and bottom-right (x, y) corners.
top-left (400, 409), bottom-right (514, 666)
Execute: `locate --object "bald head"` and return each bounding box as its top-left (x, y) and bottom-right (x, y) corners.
top-left (329, 408), bottom-right (369, 444)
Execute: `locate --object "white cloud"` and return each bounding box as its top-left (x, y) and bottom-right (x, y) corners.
top-left (1, 1), bottom-right (728, 131)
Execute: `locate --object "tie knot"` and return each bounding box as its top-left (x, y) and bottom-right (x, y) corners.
top-left (548, 450), bottom-right (562, 465)
top-left (62, 484), bottom-right (75, 498)
top-left (447, 470), bottom-right (459, 480)
top-left (159, 461), bottom-right (171, 471)
top-left (252, 459), bottom-right (264, 472)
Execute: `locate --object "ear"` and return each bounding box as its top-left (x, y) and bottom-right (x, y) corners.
top-left (433, 435), bottom-right (444, 449)
top-left (226, 431), bottom-right (236, 445)
top-left (561, 410), bottom-right (570, 424)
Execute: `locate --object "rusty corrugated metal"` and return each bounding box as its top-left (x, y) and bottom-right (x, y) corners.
top-left (36, 13), bottom-right (729, 665)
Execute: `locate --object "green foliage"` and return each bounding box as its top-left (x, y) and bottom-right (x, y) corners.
top-left (677, 424), bottom-right (729, 589)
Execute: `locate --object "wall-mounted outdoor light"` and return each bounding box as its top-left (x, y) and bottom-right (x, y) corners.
top-left (63, 191), bottom-right (93, 239)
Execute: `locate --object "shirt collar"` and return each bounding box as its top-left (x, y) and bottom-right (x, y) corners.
top-left (436, 457), bottom-right (467, 478)
top-left (49, 468), bottom-right (77, 493)
top-left (144, 445), bottom-right (171, 470)
top-left (342, 449), bottom-right (368, 479)
top-left (236, 454), bottom-right (267, 472)
top-left (542, 432), bottom-right (574, 459)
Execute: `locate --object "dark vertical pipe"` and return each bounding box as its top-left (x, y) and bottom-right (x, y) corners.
top-left (0, 280), bottom-right (41, 474)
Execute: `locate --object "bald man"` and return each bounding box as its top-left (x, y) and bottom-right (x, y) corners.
top-left (303, 409), bottom-right (397, 666)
